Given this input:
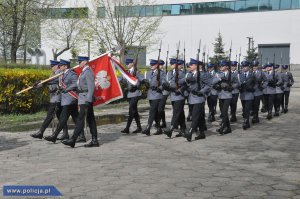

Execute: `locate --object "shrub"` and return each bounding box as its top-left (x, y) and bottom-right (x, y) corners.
top-left (0, 68), bottom-right (51, 114)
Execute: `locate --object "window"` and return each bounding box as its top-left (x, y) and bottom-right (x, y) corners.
top-left (171, 5), bottom-right (180, 15)
top-left (43, 7), bottom-right (88, 19)
top-left (145, 5), bottom-right (153, 16)
top-left (269, 0), bottom-right (280, 10)
top-left (153, 5), bottom-right (163, 16)
top-left (235, 1), bottom-right (246, 12)
top-left (292, 0), bottom-right (300, 8)
top-left (180, 4), bottom-right (192, 15)
top-left (257, 0), bottom-right (271, 11)
top-left (162, 5), bottom-right (172, 16)
top-left (97, 7), bottom-right (105, 18)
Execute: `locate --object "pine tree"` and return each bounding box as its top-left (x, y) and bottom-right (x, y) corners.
top-left (209, 32), bottom-right (227, 65)
top-left (245, 39), bottom-right (258, 62)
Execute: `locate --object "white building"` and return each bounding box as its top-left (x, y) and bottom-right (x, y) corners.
top-left (40, 0), bottom-right (300, 65)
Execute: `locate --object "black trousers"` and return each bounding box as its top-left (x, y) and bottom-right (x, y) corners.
top-left (262, 94), bottom-right (267, 110)
top-left (190, 103), bottom-right (205, 131)
top-left (207, 95), bottom-right (218, 115)
top-left (241, 100), bottom-right (253, 120)
top-left (39, 102), bottom-right (68, 134)
top-left (126, 97), bottom-right (140, 128)
top-left (52, 104), bottom-right (79, 137)
top-left (158, 95), bottom-right (168, 124)
top-left (170, 99), bottom-right (186, 130)
top-left (282, 91), bottom-right (290, 108)
top-left (265, 94), bottom-right (275, 113)
top-left (274, 93), bottom-right (283, 112)
top-left (230, 93), bottom-right (239, 116)
top-left (219, 99), bottom-right (231, 127)
top-left (253, 95), bottom-right (262, 116)
top-left (147, 99), bottom-right (161, 127)
top-left (72, 104), bottom-right (98, 140)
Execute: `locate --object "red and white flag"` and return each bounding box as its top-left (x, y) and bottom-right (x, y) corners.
top-left (110, 56), bottom-right (138, 85)
top-left (74, 53), bottom-right (124, 106)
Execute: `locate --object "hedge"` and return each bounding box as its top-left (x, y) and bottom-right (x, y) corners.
top-left (0, 68), bottom-right (150, 114)
top-left (0, 68), bottom-right (50, 114)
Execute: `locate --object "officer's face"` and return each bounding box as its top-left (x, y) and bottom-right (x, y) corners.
top-left (220, 66), bottom-right (227, 71)
top-left (170, 64), bottom-right (176, 69)
top-left (231, 66), bottom-right (236, 71)
top-left (190, 64), bottom-right (197, 71)
top-left (242, 66), bottom-right (249, 72)
top-left (127, 63), bottom-right (134, 69)
top-left (159, 64), bottom-right (164, 69)
top-left (267, 66), bottom-right (272, 71)
top-left (60, 65), bottom-right (67, 71)
top-left (79, 60), bottom-right (87, 68)
top-left (151, 64), bottom-right (158, 70)
top-left (253, 66), bottom-right (258, 71)
top-left (51, 65), bottom-right (59, 72)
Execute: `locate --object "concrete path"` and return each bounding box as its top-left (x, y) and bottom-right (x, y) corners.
top-left (1, 89), bottom-right (300, 199)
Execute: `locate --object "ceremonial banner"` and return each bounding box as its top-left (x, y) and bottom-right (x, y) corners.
top-left (110, 56), bottom-right (138, 85)
top-left (74, 54), bottom-right (124, 106)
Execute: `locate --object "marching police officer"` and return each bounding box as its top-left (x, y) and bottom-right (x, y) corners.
top-left (252, 60), bottom-right (265, 124)
top-left (215, 60), bottom-right (239, 135)
top-left (229, 61), bottom-right (239, 122)
top-left (44, 59), bottom-right (86, 143)
top-left (142, 59), bottom-right (166, 136)
top-left (239, 61), bottom-right (255, 130)
top-left (262, 63), bottom-right (283, 120)
top-left (274, 65), bottom-right (285, 116)
top-left (185, 58), bottom-right (211, 142)
top-left (120, 58), bottom-right (144, 134)
top-left (163, 58), bottom-right (187, 138)
top-left (207, 63), bottom-right (218, 122)
top-left (62, 56), bottom-right (99, 148)
top-left (261, 64), bottom-right (268, 113)
top-left (31, 60), bottom-right (68, 139)
top-left (281, 65), bottom-right (294, 113)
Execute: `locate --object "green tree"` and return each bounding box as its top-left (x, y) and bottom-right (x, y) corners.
top-left (209, 32), bottom-right (227, 65)
top-left (244, 39), bottom-right (258, 62)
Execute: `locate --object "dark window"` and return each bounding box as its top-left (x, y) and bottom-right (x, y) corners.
top-left (257, 0), bottom-right (272, 11)
top-left (269, 0), bottom-right (280, 10)
top-left (153, 5), bottom-right (163, 16)
top-left (97, 7), bottom-right (105, 18)
top-left (43, 7), bottom-right (88, 19)
top-left (145, 5), bottom-right (154, 16)
top-left (162, 5), bottom-right (172, 16)
top-left (180, 4), bottom-right (192, 15)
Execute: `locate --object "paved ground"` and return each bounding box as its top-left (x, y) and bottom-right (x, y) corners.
top-left (1, 89), bottom-right (300, 199)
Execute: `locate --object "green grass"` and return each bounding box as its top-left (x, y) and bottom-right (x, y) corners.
top-left (0, 111), bottom-right (47, 128)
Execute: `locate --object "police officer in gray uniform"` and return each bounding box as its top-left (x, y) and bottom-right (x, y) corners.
top-left (252, 60), bottom-right (265, 124)
top-left (273, 64), bottom-right (285, 116)
top-left (281, 65), bottom-right (294, 113)
top-left (62, 56), bottom-right (99, 148)
top-left (215, 60), bottom-right (239, 135)
top-left (44, 59), bottom-right (86, 143)
top-left (185, 58), bottom-right (211, 141)
top-left (229, 61), bottom-right (239, 122)
top-left (120, 58), bottom-right (144, 134)
top-left (261, 64), bottom-right (268, 113)
top-left (142, 59), bottom-right (166, 136)
top-left (262, 63), bottom-right (283, 120)
top-left (155, 60), bottom-right (168, 132)
top-left (239, 61), bottom-right (255, 130)
top-left (163, 58), bottom-right (187, 138)
top-left (207, 63), bottom-right (218, 122)
top-left (31, 60), bottom-right (68, 139)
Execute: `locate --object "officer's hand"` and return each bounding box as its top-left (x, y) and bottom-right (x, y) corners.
top-left (287, 83), bottom-right (292, 87)
top-left (186, 76), bottom-right (196, 84)
top-left (129, 86), bottom-right (138, 92)
top-left (32, 80), bottom-right (42, 89)
top-left (157, 88), bottom-right (162, 93)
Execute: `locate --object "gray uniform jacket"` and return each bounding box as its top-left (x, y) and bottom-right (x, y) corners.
top-left (167, 69), bottom-right (186, 101)
top-left (231, 71), bottom-right (240, 94)
top-left (119, 69), bottom-right (144, 98)
top-left (239, 72), bottom-right (255, 101)
top-left (281, 71), bottom-right (294, 92)
top-left (253, 70), bottom-right (265, 97)
top-left (275, 72), bottom-right (285, 94)
top-left (145, 69), bottom-right (166, 100)
top-left (215, 71), bottom-right (239, 99)
top-left (60, 69), bottom-right (78, 106)
top-left (162, 70), bottom-right (170, 96)
top-left (262, 71), bottom-right (282, 95)
top-left (208, 70), bottom-right (218, 96)
top-left (48, 70), bottom-right (61, 103)
top-left (186, 71), bottom-right (211, 104)
top-left (77, 66), bottom-right (95, 105)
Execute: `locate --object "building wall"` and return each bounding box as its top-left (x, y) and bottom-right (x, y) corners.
top-left (40, 0), bottom-right (300, 64)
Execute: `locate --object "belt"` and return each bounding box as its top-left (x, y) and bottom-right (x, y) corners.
top-left (78, 90), bottom-right (88, 93)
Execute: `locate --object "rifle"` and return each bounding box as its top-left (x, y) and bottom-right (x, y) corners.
top-left (156, 40), bottom-right (162, 87)
top-left (238, 47), bottom-right (241, 73)
top-left (202, 44), bottom-right (206, 72)
top-left (273, 53), bottom-right (276, 80)
top-left (228, 41), bottom-right (232, 87)
top-left (183, 41), bottom-right (186, 73)
top-left (197, 40), bottom-right (201, 90)
top-left (165, 44), bottom-right (169, 74)
top-left (175, 41), bottom-right (180, 90)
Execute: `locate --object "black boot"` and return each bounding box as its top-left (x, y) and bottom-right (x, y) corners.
top-left (243, 119), bottom-right (250, 130)
top-left (84, 137), bottom-right (99, 147)
top-left (284, 105), bottom-right (288, 113)
top-left (274, 111), bottom-right (279, 117)
top-left (230, 115), bottom-right (237, 122)
top-left (57, 128), bottom-right (69, 140)
top-left (153, 127), bottom-right (163, 135)
top-left (216, 122), bottom-right (224, 135)
top-left (252, 115), bottom-right (260, 124)
top-left (76, 131), bottom-right (86, 143)
top-left (44, 133), bottom-right (59, 143)
top-left (142, 125), bottom-right (151, 136)
top-left (62, 138), bottom-right (76, 148)
top-left (179, 129), bottom-right (187, 138)
top-left (121, 116), bottom-right (133, 134)
top-left (186, 113), bottom-right (192, 122)
top-left (163, 126), bottom-right (173, 138)
top-left (132, 117), bottom-right (142, 133)
top-left (195, 131), bottom-right (206, 140)
top-left (267, 111), bottom-right (273, 120)
top-left (208, 112), bottom-right (213, 122)
top-left (30, 131), bottom-right (43, 139)
top-left (186, 128), bottom-right (193, 142)
top-left (121, 128), bottom-right (130, 134)
top-left (261, 107), bottom-right (266, 113)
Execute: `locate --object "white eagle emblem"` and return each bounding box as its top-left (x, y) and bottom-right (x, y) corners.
top-left (95, 70), bottom-right (111, 90)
